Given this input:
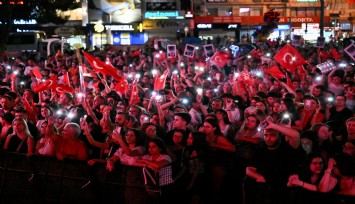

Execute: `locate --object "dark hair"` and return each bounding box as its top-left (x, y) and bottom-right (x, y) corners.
top-left (332, 153), bottom-right (355, 177)
top-left (172, 129), bottom-right (187, 146)
top-left (215, 109), bottom-right (230, 124)
top-left (187, 131), bottom-right (209, 159)
top-left (0, 112), bottom-right (15, 124)
top-left (125, 128), bottom-right (145, 147)
top-left (174, 112), bottom-right (191, 124)
top-left (204, 118), bottom-right (223, 135)
top-left (147, 138), bottom-right (168, 155)
top-left (282, 97), bottom-right (298, 114)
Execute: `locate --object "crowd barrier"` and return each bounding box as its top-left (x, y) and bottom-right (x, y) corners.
top-left (0, 151), bottom-right (354, 204)
top-left (0, 151), bottom-right (126, 204)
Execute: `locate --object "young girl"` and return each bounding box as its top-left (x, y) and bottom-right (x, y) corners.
top-left (134, 138), bottom-right (175, 204)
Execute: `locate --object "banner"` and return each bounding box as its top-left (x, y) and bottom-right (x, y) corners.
top-left (344, 43), bottom-right (355, 61)
top-left (184, 44), bottom-right (195, 58)
top-left (316, 60), bottom-right (336, 74)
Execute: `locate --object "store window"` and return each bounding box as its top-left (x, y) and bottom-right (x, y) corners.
top-left (239, 8), bottom-right (262, 16)
top-left (239, 8), bottom-right (250, 16)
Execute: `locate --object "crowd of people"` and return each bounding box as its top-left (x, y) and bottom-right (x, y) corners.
top-left (0, 37), bottom-right (355, 204)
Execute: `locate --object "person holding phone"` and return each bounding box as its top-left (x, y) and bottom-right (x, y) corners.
top-left (300, 96), bottom-right (324, 131)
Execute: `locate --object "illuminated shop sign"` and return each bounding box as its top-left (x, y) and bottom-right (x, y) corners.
top-left (0, 19), bottom-right (37, 25)
top-left (105, 24), bottom-right (135, 31)
top-left (144, 11), bottom-right (184, 19)
top-left (197, 24), bottom-right (212, 29)
top-left (227, 24), bottom-right (239, 29)
top-left (196, 23), bottom-right (241, 30)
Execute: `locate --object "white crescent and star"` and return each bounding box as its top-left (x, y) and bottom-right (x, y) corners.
top-left (93, 61), bottom-right (104, 70)
top-left (282, 53), bottom-right (295, 64)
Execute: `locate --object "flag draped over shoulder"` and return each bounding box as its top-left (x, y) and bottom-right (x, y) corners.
top-left (274, 44), bottom-right (307, 73)
top-left (264, 65), bottom-right (285, 79)
top-left (83, 51), bottom-right (122, 81)
top-left (210, 51), bottom-right (231, 68)
top-left (33, 75), bottom-right (58, 93)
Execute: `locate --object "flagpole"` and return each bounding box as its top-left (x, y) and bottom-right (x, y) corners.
top-left (76, 48), bottom-right (86, 97)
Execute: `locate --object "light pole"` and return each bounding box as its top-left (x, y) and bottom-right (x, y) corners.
top-left (320, 0), bottom-right (325, 38)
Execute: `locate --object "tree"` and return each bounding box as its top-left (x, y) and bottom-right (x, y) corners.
top-left (0, 0), bottom-right (81, 53)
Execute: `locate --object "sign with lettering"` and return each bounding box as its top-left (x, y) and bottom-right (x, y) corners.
top-left (105, 24), bottom-right (135, 31)
top-left (144, 11), bottom-right (185, 19)
top-left (196, 24), bottom-right (213, 29)
top-left (142, 20), bottom-right (190, 31)
top-left (195, 23), bottom-right (241, 30)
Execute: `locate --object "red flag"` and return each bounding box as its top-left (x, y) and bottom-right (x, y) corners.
top-left (274, 44), bottom-right (307, 73)
top-left (154, 70), bottom-right (168, 91)
top-left (250, 48), bottom-right (261, 59)
top-left (52, 84), bottom-right (74, 95)
top-left (210, 51), bottom-right (231, 68)
top-left (318, 49), bottom-right (331, 59)
top-left (83, 51), bottom-right (122, 81)
top-left (298, 65), bottom-right (306, 79)
top-left (33, 75), bottom-right (58, 93)
top-left (347, 0), bottom-right (355, 4)
top-left (115, 79), bottom-right (129, 95)
top-left (63, 72), bottom-right (70, 86)
top-left (32, 69), bottom-right (42, 79)
top-left (286, 74), bottom-right (295, 91)
top-left (23, 98), bottom-right (37, 122)
top-left (129, 85), bottom-right (140, 105)
top-left (330, 48), bottom-right (342, 59)
top-left (264, 65), bottom-right (285, 79)
top-left (130, 49), bottom-right (141, 57)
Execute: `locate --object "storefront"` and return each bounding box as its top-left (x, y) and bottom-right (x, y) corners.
top-left (86, 23), bottom-right (147, 47)
top-left (194, 16), bottom-right (242, 42)
top-left (283, 16), bottom-right (332, 42)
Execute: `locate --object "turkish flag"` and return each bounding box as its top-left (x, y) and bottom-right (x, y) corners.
top-left (115, 79), bottom-right (129, 95)
top-left (286, 74), bottom-right (296, 91)
top-left (330, 48), bottom-right (342, 59)
top-left (23, 98), bottom-right (37, 122)
top-left (52, 84), bottom-right (75, 95)
top-left (83, 51), bottom-right (122, 81)
top-left (129, 85), bottom-right (140, 105)
top-left (34, 74), bottom-right (58, 93)
top-left (154, 70), bottom-right (168, 91)
top-left (32, 69), bottom-right (42, 79)
top-left (264, 65), bottom-right (285, 79)
top-left (347, 0), bottom-right (355, 4)
top-left (274, 44), bottom-right (306, 73)
top-left (210, 51), bottom-right (231, 68)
